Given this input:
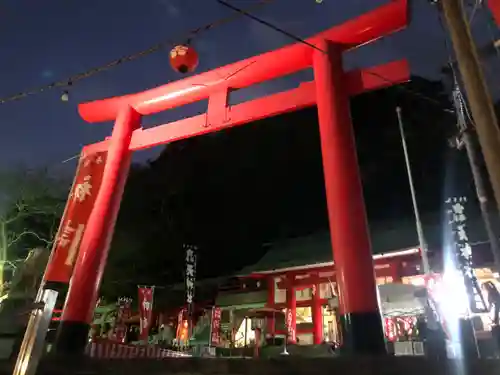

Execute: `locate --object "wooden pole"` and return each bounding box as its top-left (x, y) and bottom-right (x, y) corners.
top-left (440, 0), bottom-right (500, 215)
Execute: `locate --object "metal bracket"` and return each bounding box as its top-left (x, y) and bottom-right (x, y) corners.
top-left (12, 289), bottom-right (58, 375)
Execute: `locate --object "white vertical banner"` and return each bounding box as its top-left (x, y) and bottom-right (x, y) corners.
top-left (445, 196), bottom-right (487, 313)
top-left (184, 244), bottom-right (197, 337)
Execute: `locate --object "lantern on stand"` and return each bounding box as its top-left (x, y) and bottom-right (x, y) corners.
top-left (115, 297), bottom-right (133, 343)
top-left (169, 45), bottom-right (199, 74)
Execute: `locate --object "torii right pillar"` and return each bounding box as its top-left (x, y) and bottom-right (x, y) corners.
top-left (314, 40), bottom-right (385, 354)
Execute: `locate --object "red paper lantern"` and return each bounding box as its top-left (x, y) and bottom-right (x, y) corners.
top-left (169, 45), bottom-right (199, 74)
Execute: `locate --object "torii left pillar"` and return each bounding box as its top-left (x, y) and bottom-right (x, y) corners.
top-left (54, 106), bottom-right (140, 354)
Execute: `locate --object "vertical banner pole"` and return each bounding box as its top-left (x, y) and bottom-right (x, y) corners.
top-left (208, 306), bottom-right (214, 351)
top-left (396, 107), bottom-right (431, 275)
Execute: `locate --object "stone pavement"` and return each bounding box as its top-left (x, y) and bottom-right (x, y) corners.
top-left (1, 356), bottom-right (497, 375)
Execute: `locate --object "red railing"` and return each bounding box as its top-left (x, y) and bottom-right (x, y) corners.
top-left (85, 341), bottom-right (191, 359)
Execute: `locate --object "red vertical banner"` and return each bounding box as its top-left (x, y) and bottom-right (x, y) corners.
top-left (286, 308), bottom-right (296, 343)
top-left (286, 283), bottom-right (297, 344)
top-left (138, 287), bottom-right (154, 342)
top-left (44, 151), bottom-right (108, 283)
top-left (210, 307), bottom-right (222, 346)
top-left (488, 0), bottom-right (500, 26)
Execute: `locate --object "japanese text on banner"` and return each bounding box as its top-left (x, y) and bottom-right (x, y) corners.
top-left (286, 308), bottom-right (296, 343)
top-left (210, 307), bottom-right (222, 346)
top-left (445, 197), bottom-right (487, 313)
top-left (44, 152), bottom-right (107, 283)
top-left (185, 245), bottom-right (197, 305)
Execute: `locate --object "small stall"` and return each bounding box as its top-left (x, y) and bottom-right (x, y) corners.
top-left (378, 282), bottom-right (428, 356)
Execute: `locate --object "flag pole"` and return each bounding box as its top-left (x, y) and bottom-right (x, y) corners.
top-left (396, 107), bottom-right (431, 275)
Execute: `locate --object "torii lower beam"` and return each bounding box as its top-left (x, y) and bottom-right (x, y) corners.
top-left (83, 60), bottom-right (409, 155)
top-left (51, 0), bottom-right (409, 355)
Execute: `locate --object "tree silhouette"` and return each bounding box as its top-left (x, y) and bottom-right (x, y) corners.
top-left (0, 169), bottom-right (67, 292)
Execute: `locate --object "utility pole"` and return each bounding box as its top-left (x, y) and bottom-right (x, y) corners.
top-left (451, 84), bottom-right (500, 272)
top-left (440, 0), bottom-right (500, 216)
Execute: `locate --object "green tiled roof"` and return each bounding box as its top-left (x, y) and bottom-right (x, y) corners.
top-left (216, 290), bottom-right (267, 307)
top-left (239, 214), bottom-right (499, 274)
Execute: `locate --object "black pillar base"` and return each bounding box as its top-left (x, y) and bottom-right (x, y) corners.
top-left (458, 318), bottom-right (479, 360)
top-left (53, 321), bottom-right (90, 355)
top-left (340, 312), bottom-right (386, 355)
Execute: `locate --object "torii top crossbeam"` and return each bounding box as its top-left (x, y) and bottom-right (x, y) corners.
top-left (78, 0), bottom-right (408, 124)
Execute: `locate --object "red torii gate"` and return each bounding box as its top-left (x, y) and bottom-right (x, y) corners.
top-left (46, 0), bottom-right (410, 355)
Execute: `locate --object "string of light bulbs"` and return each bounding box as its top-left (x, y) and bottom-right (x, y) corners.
top-left (28, 0), bottom-right (461, 171)
top-left (0, 0), bottom-right (276, 104)
top-left (2, 0), bottom-right (452, 116)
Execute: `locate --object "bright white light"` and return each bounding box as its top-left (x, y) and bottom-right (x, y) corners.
top-left (431, 251), bottom-right (469, 354)
top-left (435, 269), bottom-right (469, 319)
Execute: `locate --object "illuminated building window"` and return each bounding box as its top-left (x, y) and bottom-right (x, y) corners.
top-left (296, 307), bottom-right (313, 324)
top-left (376, 276), bottom-right (393, 285)
top-left (234, 318), bottom-right (255, 348)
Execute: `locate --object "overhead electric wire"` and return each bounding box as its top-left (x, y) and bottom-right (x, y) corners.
top-left (216, 0), bottom-right (456, 114)
top-left (35, 0), bottom-right (462, 168)
top-left (0, 0), bottom-right (276, 104)
top-left (216, 0), bottom-right (324, 53)
top-left (468, 0), bottom-right (482, 23)
top-left (2, 0), bottom-right (457, 114)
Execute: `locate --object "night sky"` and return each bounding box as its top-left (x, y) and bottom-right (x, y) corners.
top-left (0, 0), bottom-right (498, 172)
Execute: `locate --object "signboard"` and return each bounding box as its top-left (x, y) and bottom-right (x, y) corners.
top-left (445, 196), bottom-right (487, 313)
top-left (44, 151), bottom-right (107, 283)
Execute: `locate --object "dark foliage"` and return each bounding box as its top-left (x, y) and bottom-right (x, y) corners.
top-left (102, 77), bottom-right (458, 299)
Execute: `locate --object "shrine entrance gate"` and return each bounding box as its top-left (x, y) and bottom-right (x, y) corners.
top-left (42, 0), bottom-right (411, 356)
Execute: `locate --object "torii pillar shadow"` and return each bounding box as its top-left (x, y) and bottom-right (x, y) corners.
top-left (46, 0), bottom-right (410, 356)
